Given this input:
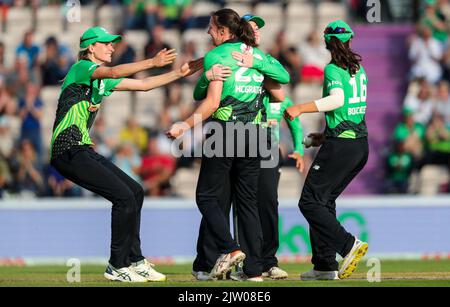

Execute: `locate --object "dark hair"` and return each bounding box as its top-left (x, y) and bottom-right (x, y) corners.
top-left (45, 36), bottom-right (58, 47)
top-left (212, 8), bottom-right (256, 47)
top-left (326, 36), bottom-right (362, 76)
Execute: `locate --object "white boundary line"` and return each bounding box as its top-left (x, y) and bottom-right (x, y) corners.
top-left (1, 196), bottom-right (450, 210)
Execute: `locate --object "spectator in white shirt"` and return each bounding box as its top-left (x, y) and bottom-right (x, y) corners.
top-left (434, 80), bottom-right (450, 126)
top-left (409, 25), bottom-right (443, 84)
top-left (404, 79), bottom-right (435, 125)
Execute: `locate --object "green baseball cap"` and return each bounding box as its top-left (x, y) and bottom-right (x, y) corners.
top-left (79, 26), bottom-right (122, 49)
top-left (324, 20), bottom-right (354, 43)
top-left (242, 13), bottom-right (265, 29)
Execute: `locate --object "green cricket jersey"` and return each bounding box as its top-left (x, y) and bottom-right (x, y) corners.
top-left (50, 59), bottom-right (123, 159)
top-left (264, 96), bottom-right (304, 155)
top-left (323, 63), bottom-right (368, 139)
top-left (193, 40), bottom-right (290, 124)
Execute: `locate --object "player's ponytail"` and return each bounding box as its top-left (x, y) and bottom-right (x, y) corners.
top-left (238, 17), bottom-right (256, 47)
top-left (212, 8), bottom-right (257, 47)
top-left (326, 36), bottom-right (362, 76)
top-left (77, 48), bottom-right (89, 61)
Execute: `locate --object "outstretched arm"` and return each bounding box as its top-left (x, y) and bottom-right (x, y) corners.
top-left (113, 58), bottom-right (203, 91)
top-left (193, 64), bottom-right (232, 100)
top-left (232, 52), bottom-right (290, 84)
top-left (167, 81), bottom-right (222, 139)
top-left (91, 48), bottom-right (177, 80)
top-left (284, 88), bottom-right (345, 120)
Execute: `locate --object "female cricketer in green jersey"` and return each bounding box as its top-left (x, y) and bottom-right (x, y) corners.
top-left (49, 26), bottom-right (202, 282)
top-left (284, 20), bottom-right (369, 280)
top-left (191, 14), bottom-right (304, 281)
top-left (167, 8), bottom-right (288, 280)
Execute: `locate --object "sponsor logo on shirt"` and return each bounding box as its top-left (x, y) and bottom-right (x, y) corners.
top-left (327, 80), bottom-right (342, 88)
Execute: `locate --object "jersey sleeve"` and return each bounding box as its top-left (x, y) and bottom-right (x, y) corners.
top-left (73, 60), bottom-right (99, 86)
top-left (283, 98), bottom-right (304, 155)
top-left (193, 51), bottom-right (222, 100)
top-left (324, 64), bottom-right (344, 91)
top-left (203, 51), bottom-right (222, 71)
top-left (252, 52), bottom-right (290, 84)
top-left (102, 77), bottom-right (124, 97)
top-left (193, 72), bottom-right (209, 101)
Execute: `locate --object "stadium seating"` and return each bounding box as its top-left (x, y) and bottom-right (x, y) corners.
top-left (134, 88), bottom-right (165, 128)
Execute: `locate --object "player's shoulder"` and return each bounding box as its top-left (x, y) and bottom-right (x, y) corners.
top-left (72, 59), bottom-right (98, 73)
top-left (283, 96), bottom-right (294, 106)
top-left (358, 64), bottom-right (367, 75)
top-left (324, 63), bottom-right (343, 74)
top-left (204, 47), bottom-right (225, 66)
top-left (205, 45), bottom-right (228, 60)
top-left (251, 46), bottom-right (267, 60)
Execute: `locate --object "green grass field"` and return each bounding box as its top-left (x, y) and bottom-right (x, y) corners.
top-left (1, 260), bottom-right (450, 287)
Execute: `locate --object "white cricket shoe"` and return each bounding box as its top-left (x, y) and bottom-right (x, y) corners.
top-left (300, 269), bottom-right (339, 281)
top-left (104, 264), bottom-right (148, 282)
top-left (130, 259), bottom-right (167, 282)
top-left (210, 250), bottom-right (246, 278)
top-left (262, 266), bottom-right (288, 279)
top-left (338, 238), bottom-right (369, 279)
top-left (192, 270), bottom-right (214, 281)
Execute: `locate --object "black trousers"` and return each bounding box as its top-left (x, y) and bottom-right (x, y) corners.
top-left (194, 122), bottom-right (264, 277)
top-left (299, 137), bottom-right (369, 271)
top-left (257, 154), bottom-right (281, 271)
top-left (193, 170), bottom-right (232, 273)
top-left (193, 146), bottom-right (280, 276)
top-left (51, 145), bottom-right (145, 269)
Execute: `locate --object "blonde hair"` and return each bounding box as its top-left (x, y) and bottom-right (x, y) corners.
top-left (77, 46), bottom-right (90, 61)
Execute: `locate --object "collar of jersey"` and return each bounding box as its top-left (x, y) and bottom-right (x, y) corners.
top-left (222, 38), bottom-right (240, 44)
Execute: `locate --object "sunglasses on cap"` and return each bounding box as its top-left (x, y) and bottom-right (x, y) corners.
top-left (324, 27), bottom-right (351, 34)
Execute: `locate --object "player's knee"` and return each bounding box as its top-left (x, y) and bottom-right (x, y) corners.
top-left (298, 196), bottom-right (315, 215)
top-left (114, 188), bottom-right (137, 207)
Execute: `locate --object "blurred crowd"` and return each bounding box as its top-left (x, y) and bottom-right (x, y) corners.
top-left (0, 0), bottom-right (349, 199)
top-left (385, 0), bottom-right (450, 194)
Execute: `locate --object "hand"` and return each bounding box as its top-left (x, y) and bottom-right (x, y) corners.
top-left (288, 152), bottom-right (305, 173)
top-left (166, 122), bottom-right (188, 139)
top-left (232, 51), bottom-right (254, 67)
top-left (152, 48), bottom-right (177, 67)
top-left (308, 133), bottom-right (325, 147)
top-left (179, 58), bottom-right (203, 77)
top-left (267, 119), bottom-right (278, 126)
top-left (206, 64), bottom-right (232, 81)
top-left (283, 105), bottom-right (301, 121)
